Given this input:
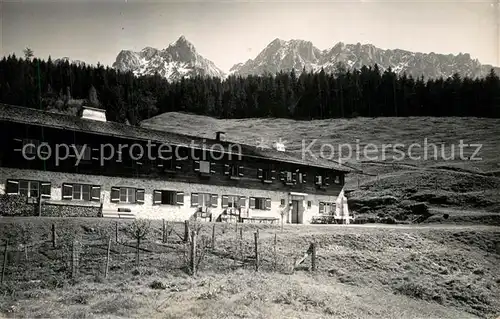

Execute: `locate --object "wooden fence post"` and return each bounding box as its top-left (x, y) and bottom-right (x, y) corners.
top-left (105, 237), bottom-right (111, 278)
top-left (211, 224), bottom-right (216, 250)
top-left (239, 228), bottom-right (243, 240)
top-left (38, 193), bottom-right (43, 217)
top-left (184, 220), bottom-right (190, 242)
top-left (162, 219), bottom-right (166, 243)
top-left (51, 224), bottom-right (56, 248)
top-left (190, 230), bottom-right (197, 276)
top-left (115, 222), bottom-right (118, 243)
top-left (254, 230), bottom-right (259, 272)
top-left (273, 233), bottom-right (277, 271)
top-left (71, 239), bottom-right (79, 279)
top-left (1, 241), bottom-right (8, 284)
top-left (165, 221), bottom-right (169, 245)
top-left (311, 242), bottom-right (317, 272)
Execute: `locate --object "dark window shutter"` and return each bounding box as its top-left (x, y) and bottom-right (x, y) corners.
top-left (110, 187), bottom-right (120, 203)
top-left (194, 161), bottom-right (200, 172)
top-left (136, 189), bottom-right (145, 204)
top-left (238, 166), bottom-right (244, 177)
top-left (12, 138), bottom-right (23, 153)
top-left (319, 202), bottom-right (325, 214)
top-left (211, 194), bottom-right (218, 207)
top-left (279, 171), bottom-right (285, 181)
top-left (222, 195), bottom-right (229, 208)
top-left (249, 197), bottom-right (256, 209)
top-left (271, 170), bottom-right (276, 180)
top-left (265, 198), bottom-right (272, 210)
top-left (239, 196), bottom-right (246, 208)
top-left (153, 190), bottom-right (162, 205)
top-left (191, 193), bottom-right (198, 207)
top-left (6, 179), bottom-right (19, 195)
top-left (176, 192), bottom-right (184, 205)
top-left (224, 164), bottom-right (230, 175)
top-left (92, 147), bottom-right (100, 161)
top-left (302, 173), bottom-right (307, 183)
top-left (91, 186), bottom-right (101, 202)
top-left (257, 169), bottom-right (263, 179)
top-left (292, 172), bottom-right (297, 183)
top-left (41, 182), bottom-right (51, 198)
top-left (324, 177), bottom-right (330, 186)
top-left (62, 183), bottom-right (73, 199)
top-left (210, 162), bottom-right (216, 174)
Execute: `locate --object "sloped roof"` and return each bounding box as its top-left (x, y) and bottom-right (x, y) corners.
top-left (0, 104), bottom-right (351, 172)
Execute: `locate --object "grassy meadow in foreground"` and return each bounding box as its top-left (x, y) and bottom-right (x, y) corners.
top-left (0, 218), bottom-right (498, 319)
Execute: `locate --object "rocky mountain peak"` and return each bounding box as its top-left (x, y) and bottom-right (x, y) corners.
top-left (112, 36), bottom-right (225, 81)
top-left (230, 38), bottom-right (499, 79)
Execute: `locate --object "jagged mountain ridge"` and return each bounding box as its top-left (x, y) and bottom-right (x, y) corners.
top-left (112, 36), bottom-right (225, 82)
top-left (230, 38), bottom-right (499, 79)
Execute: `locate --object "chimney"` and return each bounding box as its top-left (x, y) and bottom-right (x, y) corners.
top-left (215, 131), bottom-right (225, 141)
top-left (81, 105), bottom-right (107, 122)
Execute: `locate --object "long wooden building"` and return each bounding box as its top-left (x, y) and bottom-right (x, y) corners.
top-left (0, 103), bottom-right (352, 224)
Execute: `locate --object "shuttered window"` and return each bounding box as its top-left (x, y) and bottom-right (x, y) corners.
top-left (225, 164), bottom-right (244, 177)
top-left (319, 202), bottom-right (335, 214)
top-left (73, 144), bottom-right (91, 161)
top-left (249, 197), bottom-right (271, 210)
top-left (62, 183), bottom-right (101, 202)
top-left (110, 187), bottom-right (144, 204)
top-left (153, 190), bottom-right (180, 205)
top-left (22, 139), bottom-right (39, 155)
top-left (5, 179), bottom-right (50, 198)
top-left (191, 193), bottom-right (215, 207)
top-left (221, 195), bottom-right (246, 208)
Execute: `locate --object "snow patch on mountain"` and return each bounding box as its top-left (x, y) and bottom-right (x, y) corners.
top-left (112, 36), bottom-right (225, 82)
top-left (230, 39), bottom-right (499, 79)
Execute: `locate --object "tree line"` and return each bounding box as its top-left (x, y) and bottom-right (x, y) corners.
top-left (0, 51), bottom-right (499, 124)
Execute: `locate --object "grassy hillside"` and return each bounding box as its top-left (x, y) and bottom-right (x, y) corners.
top-left (0, 218), bottom-right (498, 318)
top-left (142, 114), bottom-right (500, 223)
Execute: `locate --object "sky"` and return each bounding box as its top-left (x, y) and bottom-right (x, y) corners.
top-left (1, 0), bottom-right (498, 73)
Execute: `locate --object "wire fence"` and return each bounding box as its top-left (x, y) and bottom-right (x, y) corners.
top-left (0, 218), bottom-right (314, 288)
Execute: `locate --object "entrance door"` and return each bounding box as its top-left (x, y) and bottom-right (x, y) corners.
top-left (291, 200), bottom-right (300, 224)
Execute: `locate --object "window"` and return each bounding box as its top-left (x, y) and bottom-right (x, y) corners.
top-left (280, 171), bottom-right (297, 184)
top-left (298, 172), bottom-right (307, 184)
top-left (333, 174), bottom-right (344, 185)
top-left (222, 195), bottom-right (246, 208)
top-left (159, 157), bottom-right (181, 171)
top-left (73, 144), bottom-right (91, 161)
top-left (315, 174), bottom-right (330, 187)
top-left (6, 179), bottom-right (50, 198)
top-left (224, 163), bottom-right (244, 178)
top-left (307, 201), bottom-right (312, 208)
top-left (319, 202), bottom-right (335, 214)
top-left (280, 199), bottom-right (285, 206)
top-left (62, 183), bottom-right (100, 201)
top-left (258, 168), bottom-right (276, 183)
top-left (191, 193), bottom-right (217, 207)
top-left (153, 190), bottom-right (184, 205)
top-left (249, 197), bottom-right (271, 210)
top-left (22, 139), bottom-right (39, 155)
top-left (194, 160), bottom-right (215, 174)
top-left (110, 187), bottom-right (144, 204)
